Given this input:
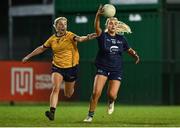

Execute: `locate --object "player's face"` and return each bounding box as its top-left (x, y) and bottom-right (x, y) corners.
top-left (56, 20), bottom-right (67, 32)
top-left (107, 19), bottom-right (118, 34)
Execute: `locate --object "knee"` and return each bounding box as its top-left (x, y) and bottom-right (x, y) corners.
top-left (65, 93), bottom-right (73, 98)
top-left (92, 92), bottom-right (101, 100)
top-left (64, 89), bottom-right (74, 98)
top-left (107, 92), bottom-right (117, 101)
top-left (52, 85), bottom-right (60, 94)
top-left (65, 94), bottom-right (72, 98)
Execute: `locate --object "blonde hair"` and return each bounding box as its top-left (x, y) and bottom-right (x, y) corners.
top-left (105, 17), bottom-right (132, 35)
top-left (53, 17), bottom-right (67, 28)
top-left (116, 21), bottom-right (132, 34)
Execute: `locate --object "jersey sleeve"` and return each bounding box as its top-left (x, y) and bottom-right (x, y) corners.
top-left (43, 36), bottom-right (53, 48)
top-left (68, 31), bottom-right (76, 42)
top-left (122, 36), bottom-right (130, 51)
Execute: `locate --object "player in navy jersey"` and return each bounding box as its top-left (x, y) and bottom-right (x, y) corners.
top-left (84, 5), bottom-right (140, 122)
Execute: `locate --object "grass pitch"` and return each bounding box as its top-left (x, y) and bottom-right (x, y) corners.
top-left (0, 102), bottom-right (180, 127)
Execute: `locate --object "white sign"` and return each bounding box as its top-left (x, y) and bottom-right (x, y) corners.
top-left (11, 67), bottom-right (33, 95)
top-left (129, 14), bottom-right (142, 22)
top-left (110, 0), bottom-right (158, 5)
top-left (75, 16), bottom-right (88, 24)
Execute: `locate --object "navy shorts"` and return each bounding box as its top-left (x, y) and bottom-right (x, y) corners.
top-left (52, 65), bottom-right (79, 82)
top-left (96, 68), bottom-right (122, 81)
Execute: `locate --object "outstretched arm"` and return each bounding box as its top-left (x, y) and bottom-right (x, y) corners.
top-left (22, 45), bottom-right (48, 63)
top-left (74, 33), bottom-right (97, 42)
top-left (127, 48), bottom-right (140, 64)
top-left (74, 5), bottom-right (104, 42)
top-left (94, 5), bottom-right (104, 36)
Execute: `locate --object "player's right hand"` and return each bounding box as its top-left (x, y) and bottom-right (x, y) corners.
top-left (97, 5), bottom-right (104, 16)
top-left (22, 56), bottom-right (29, 63)
top-left (87, 33), bottom-right (98, 40)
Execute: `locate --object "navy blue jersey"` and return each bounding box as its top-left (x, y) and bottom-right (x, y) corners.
top-left (95, 32), bottom-right (130, 71)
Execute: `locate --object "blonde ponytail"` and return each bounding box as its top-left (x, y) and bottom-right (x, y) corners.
top-left (104, 17), bottom-right (132, 35)
top-left (116, 21), bottom-right (132, 35)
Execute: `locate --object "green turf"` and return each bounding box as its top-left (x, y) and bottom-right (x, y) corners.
top-left (0, 102), bottom-right (180, 127)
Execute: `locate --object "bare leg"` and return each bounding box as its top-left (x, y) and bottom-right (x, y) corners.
top-left (84, 75), bottom-right (107, 122)
top-left (107, 80), bottom-right (121, 114)
top-left (107, 80), bottom-right (121, 101)
top-left (45, 72), bottom-right (63, 121)
top-left (89, 74), bottom-right (107, 112)
top-left (84, 74), bottom-right (107, 122)
top-left (64, 81), bottom-right (76, 98)
top-left (50, 72), bottom-right (63, 108)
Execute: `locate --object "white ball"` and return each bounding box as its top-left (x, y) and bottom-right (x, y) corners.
top-left (103, 4), bottom-right (116, 17)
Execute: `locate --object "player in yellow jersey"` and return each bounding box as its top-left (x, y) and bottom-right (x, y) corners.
top-left (22, 17), bottom-right (97, 121)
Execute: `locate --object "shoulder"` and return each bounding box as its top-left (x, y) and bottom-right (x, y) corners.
top-left (101, 31), bottom-right (106, 36)
top-left (116, 34), bottom-right (124, 38)
top-left (67, 31), bottom-right (76, 36)
top-left (97, 31), bottom-right (106, 39)
top-left (67, 31), bottom-right (76, 39)
top-left (116, 34), bottom-right (127, 40)
top-left (66, 31), bottom-right (77, 42)
top-left (43, 34), bottom-right (56, 47)
top-left (45, 35), bottom-right (56, 43)
top-left (48, 34), bottom-right (57, 40)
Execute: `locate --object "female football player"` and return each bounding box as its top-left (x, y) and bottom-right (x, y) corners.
top-left (83, 6), bottom-right (140, 122)
top-left (22, 17), bottom-right (97, 121)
